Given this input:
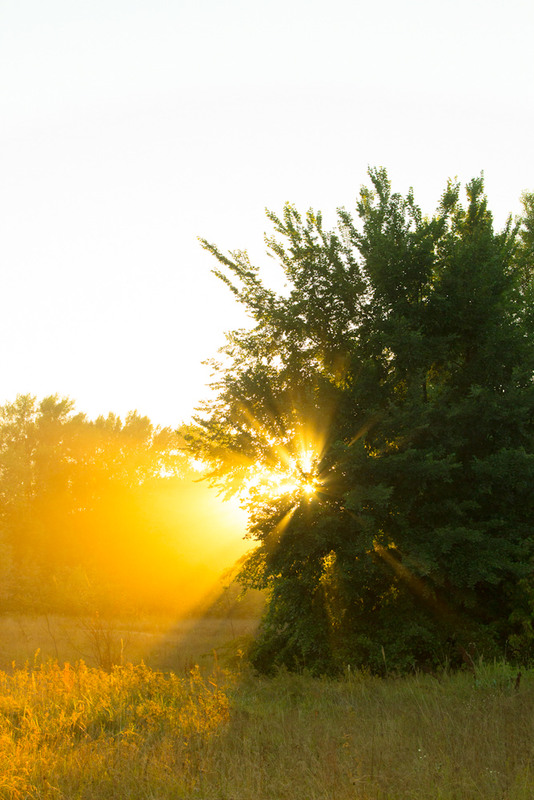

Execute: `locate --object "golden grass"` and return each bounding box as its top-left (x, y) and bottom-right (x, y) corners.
top-left (0, 656), bottom-right (533, 799)
top-left (0, 660), bottom-right (229, 799)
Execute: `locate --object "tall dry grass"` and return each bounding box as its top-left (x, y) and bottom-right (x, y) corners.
top-left (0, 657), bottom-right (533, 799)
top-left (0, 659), bottom-right (229, 799)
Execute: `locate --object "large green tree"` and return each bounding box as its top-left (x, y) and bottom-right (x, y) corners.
top-left (192, 169), bottom-right (534, 674)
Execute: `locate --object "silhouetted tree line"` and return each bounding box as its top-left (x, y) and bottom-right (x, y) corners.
top-left (0, 395), bottom-right (219, 616)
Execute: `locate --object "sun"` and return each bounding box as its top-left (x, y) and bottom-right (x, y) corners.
top-left (244, 447), bottom-right (321, 504)
top-left (302, 480), bottom-right (317, 497)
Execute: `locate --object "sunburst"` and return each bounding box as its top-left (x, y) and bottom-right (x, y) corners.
top-left (242, 445), bottom-right (322, 504)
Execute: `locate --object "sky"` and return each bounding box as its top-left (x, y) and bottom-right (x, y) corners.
top-left (2, 0), bottom-right (534, 428)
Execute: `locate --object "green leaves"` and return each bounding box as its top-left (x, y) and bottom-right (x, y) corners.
top-left (196, 169), bottom-right (534, 673)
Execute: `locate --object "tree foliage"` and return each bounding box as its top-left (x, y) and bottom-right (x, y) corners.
top-left (0, 395), bottom-right (189, 614)
top-left (192, 169), bottom-right (534, 674)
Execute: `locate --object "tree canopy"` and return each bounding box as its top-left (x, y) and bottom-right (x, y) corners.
top-left (191, 169), bottom-right (534, 674)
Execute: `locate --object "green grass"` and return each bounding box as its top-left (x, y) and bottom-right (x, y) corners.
top-left (0, 653), bottom-right (533, 799)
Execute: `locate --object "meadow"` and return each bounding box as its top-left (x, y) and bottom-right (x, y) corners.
top-left (0, 615), bottom-right (533, 800)
top-left (0, 613), bottom-right (259, 674)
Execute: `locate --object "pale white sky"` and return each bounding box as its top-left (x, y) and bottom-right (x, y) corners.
top-left (1, 0), bottom-right (533, 427)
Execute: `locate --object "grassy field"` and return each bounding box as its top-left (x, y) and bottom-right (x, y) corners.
top-left (0, 619), bottom-right (533, 800)
top-left (0, 613), bottom-right (259, 673)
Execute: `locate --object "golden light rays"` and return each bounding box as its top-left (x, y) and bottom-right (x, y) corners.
top-left (201, 394), bottom-right (335, 508)
top-left (373, 542), bottom-right (459, 629)
top-left (244, 389), bottom-right (335, 505)
top-left (262, 504), bottom-right (300, 550)
top-left (374, 544), bottom-right (422, 590)
top-left (347, 413), bottom-right (381, 448)
top-left (188, 387), bottom-right (343, 609)
top-left (243, 444), bottom-right (323, 505)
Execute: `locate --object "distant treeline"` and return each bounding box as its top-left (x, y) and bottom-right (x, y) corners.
top-left (0, 395), bottom-right (249, 617)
